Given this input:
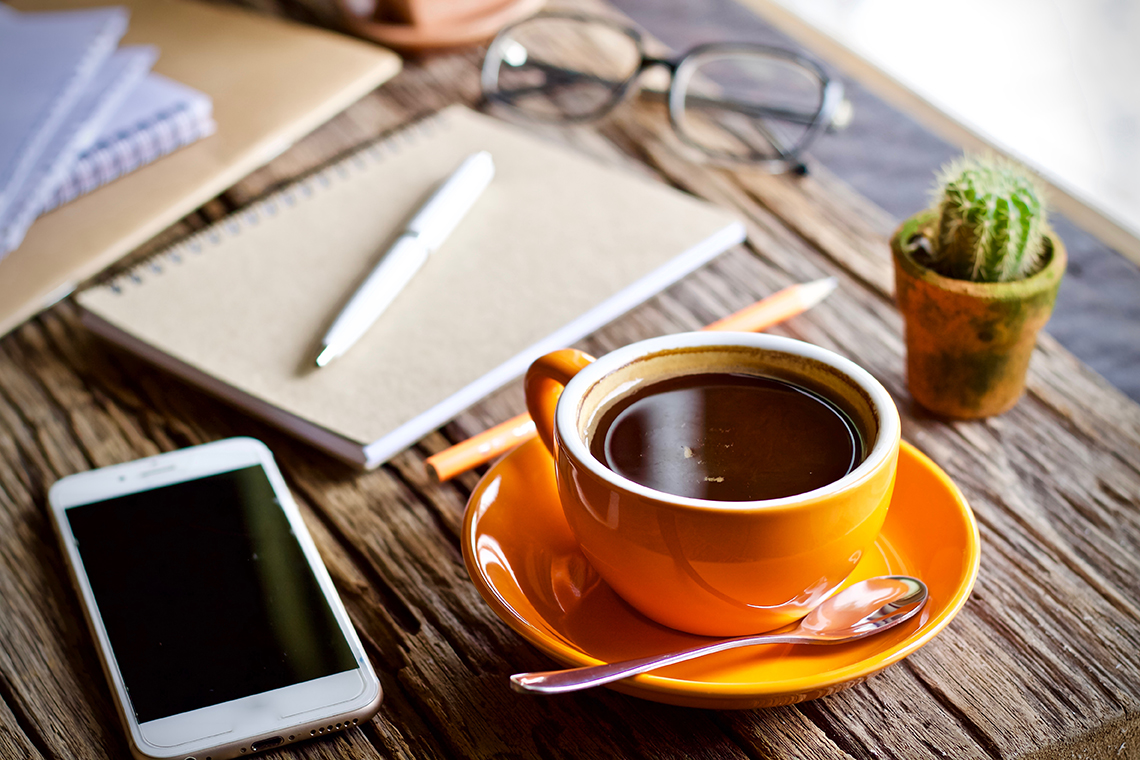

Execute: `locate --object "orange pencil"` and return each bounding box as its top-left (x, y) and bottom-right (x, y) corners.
top-left (425, 277), bottom-right (838, 482)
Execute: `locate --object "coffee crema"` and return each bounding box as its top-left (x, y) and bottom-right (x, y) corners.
top-left (588, 372), bottom-right (864, 501)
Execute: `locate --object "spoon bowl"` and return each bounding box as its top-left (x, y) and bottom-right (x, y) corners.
top-left (510, 575), bottom-right (928, 695)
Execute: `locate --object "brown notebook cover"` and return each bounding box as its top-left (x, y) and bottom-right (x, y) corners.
top-left (77, 105), bottom-right (745, 468)
top-left (0, 0), bottom-right (401, 336)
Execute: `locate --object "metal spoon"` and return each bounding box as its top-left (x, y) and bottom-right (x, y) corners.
top-left (510, 575), bottom-right (928, 694)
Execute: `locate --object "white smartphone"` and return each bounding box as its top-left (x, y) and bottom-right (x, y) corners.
top-left (48, 437), bottom-right (382, 760)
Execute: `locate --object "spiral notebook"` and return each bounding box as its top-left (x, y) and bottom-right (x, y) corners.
top-left (2, 44), bottom-right (158, 256)
top-left (77, 105), bottom-right (745, 468)
top-left (43, 72), bottom-right (216, 213)
top-left (0, 3), bottom-right (128, 223)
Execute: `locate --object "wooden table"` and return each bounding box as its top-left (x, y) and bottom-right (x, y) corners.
top-left (3, 7), bottom-right (1140, 759)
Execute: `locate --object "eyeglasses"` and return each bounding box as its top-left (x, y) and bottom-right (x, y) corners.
top-left (480, 12), bottom-right (851, 175)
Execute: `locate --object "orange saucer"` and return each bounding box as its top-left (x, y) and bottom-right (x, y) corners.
top-left (462, 438), bottom-right (980, 709)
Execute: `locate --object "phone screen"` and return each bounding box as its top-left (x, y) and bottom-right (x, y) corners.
top-left (65, 464), bottom-right (358, 724)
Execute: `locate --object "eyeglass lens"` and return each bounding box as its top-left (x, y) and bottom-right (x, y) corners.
top-left (484, 15), bottom-right (642, 121)
top-left (675, 50), bottom-right (825, 163)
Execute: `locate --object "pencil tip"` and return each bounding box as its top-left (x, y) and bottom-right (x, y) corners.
top-left (801, 277), bottom-right (839, 308)
top-left (315, 346), bottom-right (337, 368)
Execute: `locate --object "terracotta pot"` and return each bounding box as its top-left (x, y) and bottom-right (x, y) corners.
top-left (891, 209), bottom-right (1066, 419)
top-left (336, 0), bottom-right (543, 52)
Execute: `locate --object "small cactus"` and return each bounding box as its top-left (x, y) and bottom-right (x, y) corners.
top-left (926, 154), bottom-right (1049, 283)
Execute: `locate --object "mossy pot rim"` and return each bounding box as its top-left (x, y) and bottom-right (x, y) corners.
top-left (891, 209), bottom-right (1067, 300)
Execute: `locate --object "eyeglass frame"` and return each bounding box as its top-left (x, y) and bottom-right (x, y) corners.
top-left (480, 11), bottom-right (848, 175)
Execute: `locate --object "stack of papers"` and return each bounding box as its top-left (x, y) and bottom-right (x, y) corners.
top-left (0, 3), bottom-right (215, 257)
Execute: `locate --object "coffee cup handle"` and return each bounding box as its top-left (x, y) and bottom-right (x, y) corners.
top-left (524, 348), bottom-right (595, 456)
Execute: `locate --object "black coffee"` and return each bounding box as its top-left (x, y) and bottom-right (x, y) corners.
top-left (589, 372), bottom-right (864, 501)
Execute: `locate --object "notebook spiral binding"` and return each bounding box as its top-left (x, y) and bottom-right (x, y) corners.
top-left (44, 104), bottom-right (218, 213)
top-left (103, 109), bottom-right (453, 295)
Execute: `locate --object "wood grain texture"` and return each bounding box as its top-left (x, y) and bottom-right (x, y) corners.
top-left (1, 3), bottom-right (1138, 758)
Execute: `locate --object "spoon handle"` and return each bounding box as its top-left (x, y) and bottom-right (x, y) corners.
top-left (511, 575), bottom-right (928, 695)
top-left (510, 632), bottom-right (812, 694)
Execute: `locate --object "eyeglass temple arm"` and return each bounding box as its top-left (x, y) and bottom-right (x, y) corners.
top-left (493, 58), bottom-right (826, 127)
top-left (640, 90), bottom-right (822, 126)
top-left (489, 60), bottom-right (625, 97)
top-left (720, 114), bottom-right (797, 163)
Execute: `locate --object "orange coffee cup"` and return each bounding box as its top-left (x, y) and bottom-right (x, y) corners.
top-left (524, 332), bottom-right (901, 636)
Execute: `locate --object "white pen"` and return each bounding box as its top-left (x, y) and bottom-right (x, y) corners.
top-left (315, 151), bottom-right (495, 367)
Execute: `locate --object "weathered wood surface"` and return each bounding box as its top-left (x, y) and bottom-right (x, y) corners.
top-left (2, 5), bottom-right (1140, 759)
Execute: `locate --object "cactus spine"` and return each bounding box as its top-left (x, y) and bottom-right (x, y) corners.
top-left (928, 155), bottom-right (1048, 283)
